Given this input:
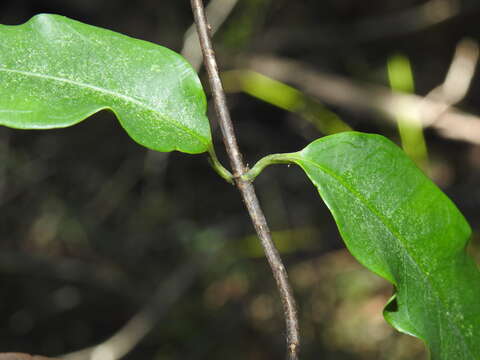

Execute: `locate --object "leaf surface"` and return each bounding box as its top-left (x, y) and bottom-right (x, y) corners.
top-left (287, 132), bottom-right (480, 359)
top-left (0, 14), bottom-right (211, 153)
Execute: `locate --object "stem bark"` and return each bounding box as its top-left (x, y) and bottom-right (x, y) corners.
top-left (190, 1), bottom-right (300, 359)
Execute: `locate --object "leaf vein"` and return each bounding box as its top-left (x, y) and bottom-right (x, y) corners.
top-left (293, 155), bottom-right (471, 355)
top-left (0, 67), bottom-right (209, 147)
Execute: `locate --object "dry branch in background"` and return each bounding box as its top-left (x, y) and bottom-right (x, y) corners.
top-left (0, 354), bottom-right (58, 360)
top-left (246, 51), bottom-right (480, 145)
top-left (259, 0), bottom-right (475, 51)
top-left (62, 261), bottom-right (202, 360)
top-left (422, 38), bottom-right (479, 126)
top-left (182, 0), bottom-right (239, 71)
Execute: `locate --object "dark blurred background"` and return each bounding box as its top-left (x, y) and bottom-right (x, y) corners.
top-left (1, 1), bottom-right (479, 359)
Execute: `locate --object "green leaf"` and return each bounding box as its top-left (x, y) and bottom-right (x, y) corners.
top-left (282, 132), bottom-right (479, 359)
top-left (0, 14), bottom-right (211, 154)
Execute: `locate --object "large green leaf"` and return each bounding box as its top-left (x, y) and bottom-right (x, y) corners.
top-left (267, 132), bottom-right (480, 359)
top-left (0, 14), bottom-right (211, 154)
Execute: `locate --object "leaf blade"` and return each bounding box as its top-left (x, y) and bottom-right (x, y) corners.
top-left (0, 13), bottom-right (211, 154)
top-left (288, 132), bottom-right (480, 359)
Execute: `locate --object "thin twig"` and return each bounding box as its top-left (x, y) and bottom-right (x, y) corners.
top-left (190, 1), bottom-right (300, 359)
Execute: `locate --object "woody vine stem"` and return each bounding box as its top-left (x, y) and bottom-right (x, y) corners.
top-left (190, 0), bottom-right (301, 359)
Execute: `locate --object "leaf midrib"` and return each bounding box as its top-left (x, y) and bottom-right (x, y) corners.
top-left (292, 154), bottom-right (471, 356)
top-left (0, 67), bottom-right (209, 147)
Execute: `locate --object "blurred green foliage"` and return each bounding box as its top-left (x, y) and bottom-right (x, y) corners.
top-left (387, 53), bottom-right (428, 170)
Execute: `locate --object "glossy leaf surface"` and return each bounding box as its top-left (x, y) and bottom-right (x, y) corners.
top-left (287, 132), bottom-right (480, 359)
top-left (0, 14), bottom-right (211, 153)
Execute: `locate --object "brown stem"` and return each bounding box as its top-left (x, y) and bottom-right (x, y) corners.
top-left (190, 1), bottom-right (300, 359)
